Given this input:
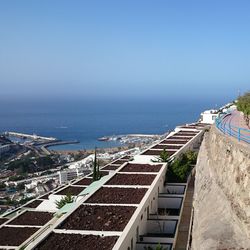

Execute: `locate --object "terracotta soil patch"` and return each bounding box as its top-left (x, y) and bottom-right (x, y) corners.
top-left (141, 150), bottom-right (175, 156)
top-left (88, 170), bottom-right (109, 177)
top-left (40, 192), bottom-right (52, 199)
top-left (161, 139), bottom-right (188, 144)
top-left (24, 199), bottom-right (43, 208)
top-left (120, 155), bottom-right (132, 160)
top-left (0, 226), bottom-right (38, 246)
top-left (85, 187), bottom-right (147, 204)
top-left (176, 132), bottom-right (198, 135)
top-left (102, 165), bottom-right (120, 170)
top-left (0, 218), bottom-right (8, 225)
top-left (34, 233), bottom-right (118, 250)
top-left (58, 205), bottom-right (136, 231)
top-left (111, 159), bottom-right (127, 165)
top-left (55, 186), bottom-right (85, 196)
top-left (73, 177), bottom-right (92, 186)
top-left (8, 211), bottom-right (53, 226)
top-left (120, 163), bottom-right (163, 172)
top-left (106, 173), bottom-right (156, 185)
top-left (168, 136), bottom-right (193, 140)
top-left (151, 144), bottom-right (182, 150)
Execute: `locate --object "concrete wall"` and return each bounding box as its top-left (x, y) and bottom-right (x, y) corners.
top-left (192, 126), bottom-right (250, 249)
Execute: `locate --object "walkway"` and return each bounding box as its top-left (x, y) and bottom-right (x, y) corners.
top-left (175, 176), bottom-right (195, 250)
top-left (216, 109), bottom-right (250, 144)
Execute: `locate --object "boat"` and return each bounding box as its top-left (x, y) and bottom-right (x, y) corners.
top-left (98, 137), bottom-right (109, 141)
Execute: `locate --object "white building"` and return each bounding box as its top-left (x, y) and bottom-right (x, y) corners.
top-left (199, 110), bottom-right (219, 124)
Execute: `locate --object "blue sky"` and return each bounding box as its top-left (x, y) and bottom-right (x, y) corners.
top-left (0, 0), bottom-right (249, 101)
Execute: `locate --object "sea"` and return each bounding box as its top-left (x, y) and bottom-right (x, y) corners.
top-left (0, 97), bottom-right (226, 150)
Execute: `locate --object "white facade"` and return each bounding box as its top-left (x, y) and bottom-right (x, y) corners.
top-left (200, 110), bottom-right (218, 124)
top-left (58, 169), bottom-right (79, 184)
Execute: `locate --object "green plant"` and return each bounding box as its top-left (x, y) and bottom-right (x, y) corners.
top-left (55, 193), bottom-right (74, 209)
top-left (92, 148), bottom-right (101, 182)
top-left (144, 243), bottom-right (168, 250)
top-left (152, 149), bottom-right (170, 163)
top-left (237, 92), bottom-right (250, 127)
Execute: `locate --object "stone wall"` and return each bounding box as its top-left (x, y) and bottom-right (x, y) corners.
top-left (192, 126), bottom-right (250, 250)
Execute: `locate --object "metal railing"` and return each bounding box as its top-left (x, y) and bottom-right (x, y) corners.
top-left (215, 113), bottom-right (250, 144)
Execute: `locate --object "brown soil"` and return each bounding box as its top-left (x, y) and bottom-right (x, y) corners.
top-left (106, 173), bottom-right (156, 185)
top-left (34, 233), bottom-right (118, 250)
top-left (168, 136), bottom-right (193, 140)
top-left (120, 155), bottom-right (132, 160)
top-left (111, 159), bottom-right (127, 165)
top-left (176, 132), bottom-right (198, 136)
top-left (58, 205), bottom-right (136, 231)
top-left (88, 170), bottom-right (110, 177)
top-left (73, 177), bottom-right (92, 186)
top-left (40, 192), bottom-right (52, 199)
top-left (161, 139), bottom-right (188, 144)
top-left (86, 187), bottom-right (147, 204)
top-left (24, 199), bottom-right (43, 208)
top-left (151, 144), bottom-right (182, 150)
top-left (55, 186), bottom-right (85, 196)
top-left (0, 218), bottom-right (8, 225)
top-left (0, 226), bottom-right (38, 246)
top-left (141, 150), bottom-right (175, 156)
top-left (120, 163), bottom-right (163, 172)
top-left (8, 211), bottom-right (53, 226)
top-left (102, 165), bottom-right (120, 170)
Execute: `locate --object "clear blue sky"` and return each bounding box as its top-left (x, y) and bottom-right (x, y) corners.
top-left (0, 0), bottom-right (249, 101)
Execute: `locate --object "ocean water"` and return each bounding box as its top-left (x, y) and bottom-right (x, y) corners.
top-left (0, 98), bottom-right (223, 150)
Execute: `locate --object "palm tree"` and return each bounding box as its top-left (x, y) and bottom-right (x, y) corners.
top-left (92, 147), bottom-right (100, 182)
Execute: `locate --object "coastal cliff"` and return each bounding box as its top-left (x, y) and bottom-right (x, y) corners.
top-left (192, 126), bottom-right (250, 249)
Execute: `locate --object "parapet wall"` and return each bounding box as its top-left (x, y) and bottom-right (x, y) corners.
top-left (192, 126), bottom-right (250, 249)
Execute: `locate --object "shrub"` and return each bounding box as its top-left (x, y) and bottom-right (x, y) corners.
top-left (237, 92), bottom-right (250, 127)
top-left (55, 194), bottom-right (74, 209)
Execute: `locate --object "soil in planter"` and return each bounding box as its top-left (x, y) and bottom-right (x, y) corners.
top-left (58, 205), bottom-right (136, 231)
top-left (24, 199), bottom-right (43, 208)
top-left (151, 144), bottom-right (182, 150)
top-left (106, 173), bottom-right (156, 185)
top-left (34, 233), bottom-right (118, 250)
top-left (0, 226), bottom-right (38, 246)
top-left (8, 211), bottom-right (53, 226)
top-left (141, 150), bottom-right (175, 156)
top-left (0, 218), bottom-right (8, 225)
top-left (120, 163), bottom-right (163, 173)
top-left (73, 177), bottom-right (92, 186)
top-left (102, 165), bottom-right (120, 170)
top-left (85, 187), bottom-right (147, 204)
top-left (161, 139), bottom-right (188, 144)
top-left (55, 186), bottom-right (85, 196)
top-left (88, 170), bottom-right (110, 177)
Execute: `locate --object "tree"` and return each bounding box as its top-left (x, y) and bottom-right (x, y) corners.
top-left (152, 149), bottom-right (170, 163)
top-left (55, 194), bottom-right (74, 209)
top-left (237, 92), bottom-right (250, 127)
top-left (92, 148), bottom-right (101, 182)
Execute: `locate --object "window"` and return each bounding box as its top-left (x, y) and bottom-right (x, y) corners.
top-left (131, 238), bottom-right (133, 250)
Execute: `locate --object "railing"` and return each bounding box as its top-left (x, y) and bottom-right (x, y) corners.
top-left (215, 113), bottom-right (250, 144)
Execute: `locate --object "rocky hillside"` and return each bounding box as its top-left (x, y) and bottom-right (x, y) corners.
top-left (192, 126), bottom-right (250, 250)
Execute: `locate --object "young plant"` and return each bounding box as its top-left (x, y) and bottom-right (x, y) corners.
top-left (55, 193), bottom-right (74, 209)
top-left (152, 149), bottom-right (170, 163)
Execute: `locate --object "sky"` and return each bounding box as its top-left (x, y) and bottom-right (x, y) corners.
top-left (0, 0), bottom-right (249, 101)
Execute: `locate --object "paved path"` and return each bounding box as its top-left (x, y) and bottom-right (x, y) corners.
top-left (175, 176), bottom-right (195, 250)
